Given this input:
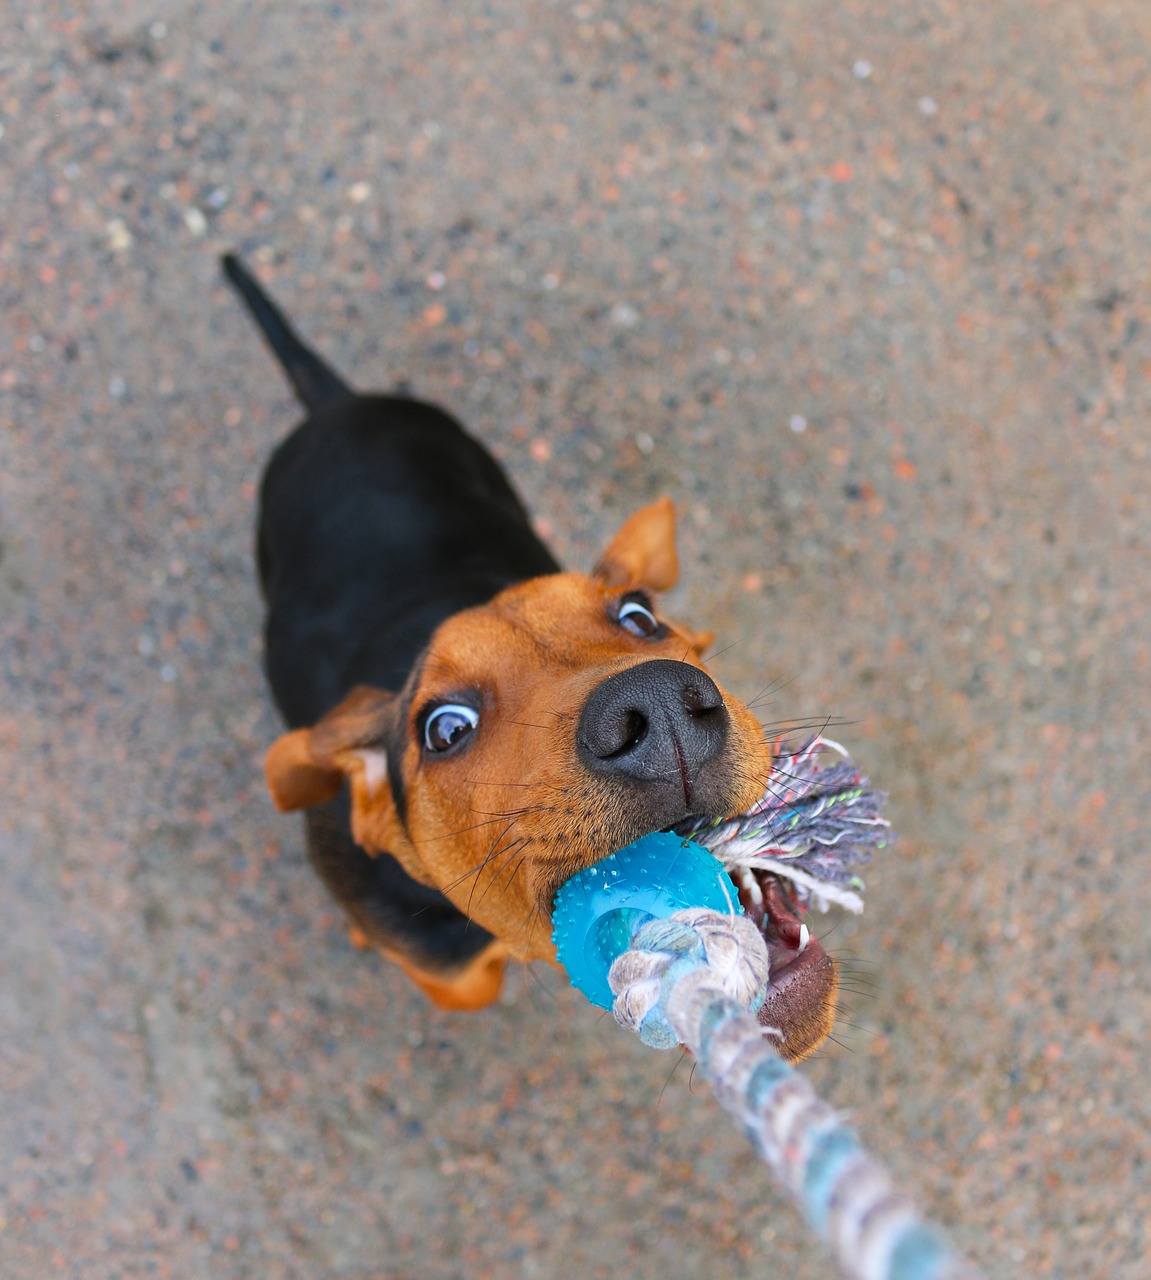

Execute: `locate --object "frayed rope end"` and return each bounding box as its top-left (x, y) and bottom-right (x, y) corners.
top-left (678, 736), bottom-right (893, 913)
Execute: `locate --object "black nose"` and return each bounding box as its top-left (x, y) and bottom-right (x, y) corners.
top-left (577, 659), bottom-right (730, 804)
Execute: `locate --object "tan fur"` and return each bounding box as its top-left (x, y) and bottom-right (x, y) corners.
top-left (383, 940), bottom-right (511, 1012)
top-left (344, 577), bottom-right (770, 960)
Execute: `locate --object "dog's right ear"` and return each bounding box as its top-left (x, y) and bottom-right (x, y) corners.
top-left (265, 686), bottom-right (397, 813)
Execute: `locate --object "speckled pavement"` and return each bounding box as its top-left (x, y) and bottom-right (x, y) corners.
top-left (2, 3), bottom-right (1149, 1277)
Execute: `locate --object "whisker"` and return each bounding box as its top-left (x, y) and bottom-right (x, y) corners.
top-left (702, 639), bottom-right (742, 663)
top-left (816, 919), bottom-right (847, 945)
top-left (833, 961), bottom-right (879, 983)
top-left (464, 805), bottom-right (534, 820)
top-left (742, 672), bottom-right (800, 708)
top-left (465, 823), bottom-right (522, 916)
top-left (757, 715), bottom-right (849, 737)
top-left (521, 959), bottom-right (558, 1011)
top-left (423, 811), bottom-right (531, 843)
top-left (461, 778), bottom-right (538, 789)
top-left (832, 1017), bottom-right (874, 1035)
top-left (657, 1050), bottom-right (691, 1108)
top-left (437, 819), bottom-right (521, 898)
top-left (472, 838), bottom-right (531, 910)
top-left (502, 852), bottom-right (530, 891)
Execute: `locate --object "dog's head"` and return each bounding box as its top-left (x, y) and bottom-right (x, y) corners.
top-left (267, 499), bottom-right (840, 1056)
top-left (267, 498), bottom-right (775, 950)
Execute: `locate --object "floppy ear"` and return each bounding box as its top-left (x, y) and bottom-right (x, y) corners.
top-left (265, 686), bottom-right (397, 817)
top-left (265, 729), bottom-right (345, 811)
top-left (593, 495), bottom-right (679, 591)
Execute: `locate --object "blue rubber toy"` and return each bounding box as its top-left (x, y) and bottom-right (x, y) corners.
top-left (551, 831), bottom-right (742, 1008)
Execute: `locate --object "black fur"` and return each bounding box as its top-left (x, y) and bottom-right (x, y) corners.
top-left (221, 254), bottom-right (351, 410)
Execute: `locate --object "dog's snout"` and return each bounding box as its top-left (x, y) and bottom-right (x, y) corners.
top-left (578, 660), bottom-right (729, 796)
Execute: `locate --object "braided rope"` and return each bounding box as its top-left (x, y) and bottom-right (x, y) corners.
top-left (609, 910), bottom-right (980, 1280)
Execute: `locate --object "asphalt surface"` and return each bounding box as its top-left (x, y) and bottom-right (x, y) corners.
top-left (3, 2), bottom-right (1150, 1277)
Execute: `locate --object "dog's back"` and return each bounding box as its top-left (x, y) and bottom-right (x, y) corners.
top-left (257, 392), bottom-right (558, 726)
top-left (223, 255), bottom-right (558, 727)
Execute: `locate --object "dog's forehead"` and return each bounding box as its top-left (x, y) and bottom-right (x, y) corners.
top-left (491, 571), bottom-right (610, 626)
top-left (418, 572), bottom-right (626, 689)
top-left (442, 573), bottom-right (606, 645)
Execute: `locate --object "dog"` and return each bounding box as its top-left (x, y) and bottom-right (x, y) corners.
top-left (224, 254), bottom-right (837, 1058)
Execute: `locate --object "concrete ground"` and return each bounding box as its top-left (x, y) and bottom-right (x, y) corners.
top-left (2, 2), bottom-right (1149, 1277)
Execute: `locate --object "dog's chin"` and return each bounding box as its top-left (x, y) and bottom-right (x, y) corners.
top-left (532, 786), bottom-right (743, 923)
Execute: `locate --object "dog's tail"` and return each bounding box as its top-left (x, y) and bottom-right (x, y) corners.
top-left (221, 253), bottom-right (353, 410)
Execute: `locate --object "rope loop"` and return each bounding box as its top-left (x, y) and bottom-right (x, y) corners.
top-left (608, 908), bottom-right (770, 1049)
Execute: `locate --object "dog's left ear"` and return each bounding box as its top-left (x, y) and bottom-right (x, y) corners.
top-left (594, 495), bottom-right (679, 592)
top-left (265, 686), bottom-right (397, 816)
top-left (594, 497), bottom-right (715, 657)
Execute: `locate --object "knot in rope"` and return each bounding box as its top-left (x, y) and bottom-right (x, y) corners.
top-left (608, 908), bottom-right (770, 1049)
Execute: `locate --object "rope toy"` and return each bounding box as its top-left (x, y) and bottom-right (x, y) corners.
top-left (680, 734), bottom-right (889, 914)
top-left (552, 739), bottom-right (981, 1280)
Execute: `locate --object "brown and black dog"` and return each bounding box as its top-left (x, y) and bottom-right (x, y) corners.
top-left (225, 255), bottom-right (836, 1057)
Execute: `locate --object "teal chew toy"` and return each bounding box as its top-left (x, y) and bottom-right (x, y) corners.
top-left (551, 831), bottom-right (741, 1009)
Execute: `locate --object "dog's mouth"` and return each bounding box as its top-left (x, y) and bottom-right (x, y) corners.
top-left (539, 834), bottom-right (838, 1062)
top-left (539, 736), bottom-right (882, 1061)
top-left (731, 865), bottom-right (838, 1062)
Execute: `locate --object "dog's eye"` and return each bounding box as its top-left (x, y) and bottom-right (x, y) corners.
top-left (423, 703), bottom-right (480, 753)
top-left (617, 593), bottom-right (663, 639)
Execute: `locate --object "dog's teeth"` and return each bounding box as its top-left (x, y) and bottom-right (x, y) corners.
top-left (739, 867), bottom-right (763, 904)
top-left (797, 923), bottom-right (810, 953)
